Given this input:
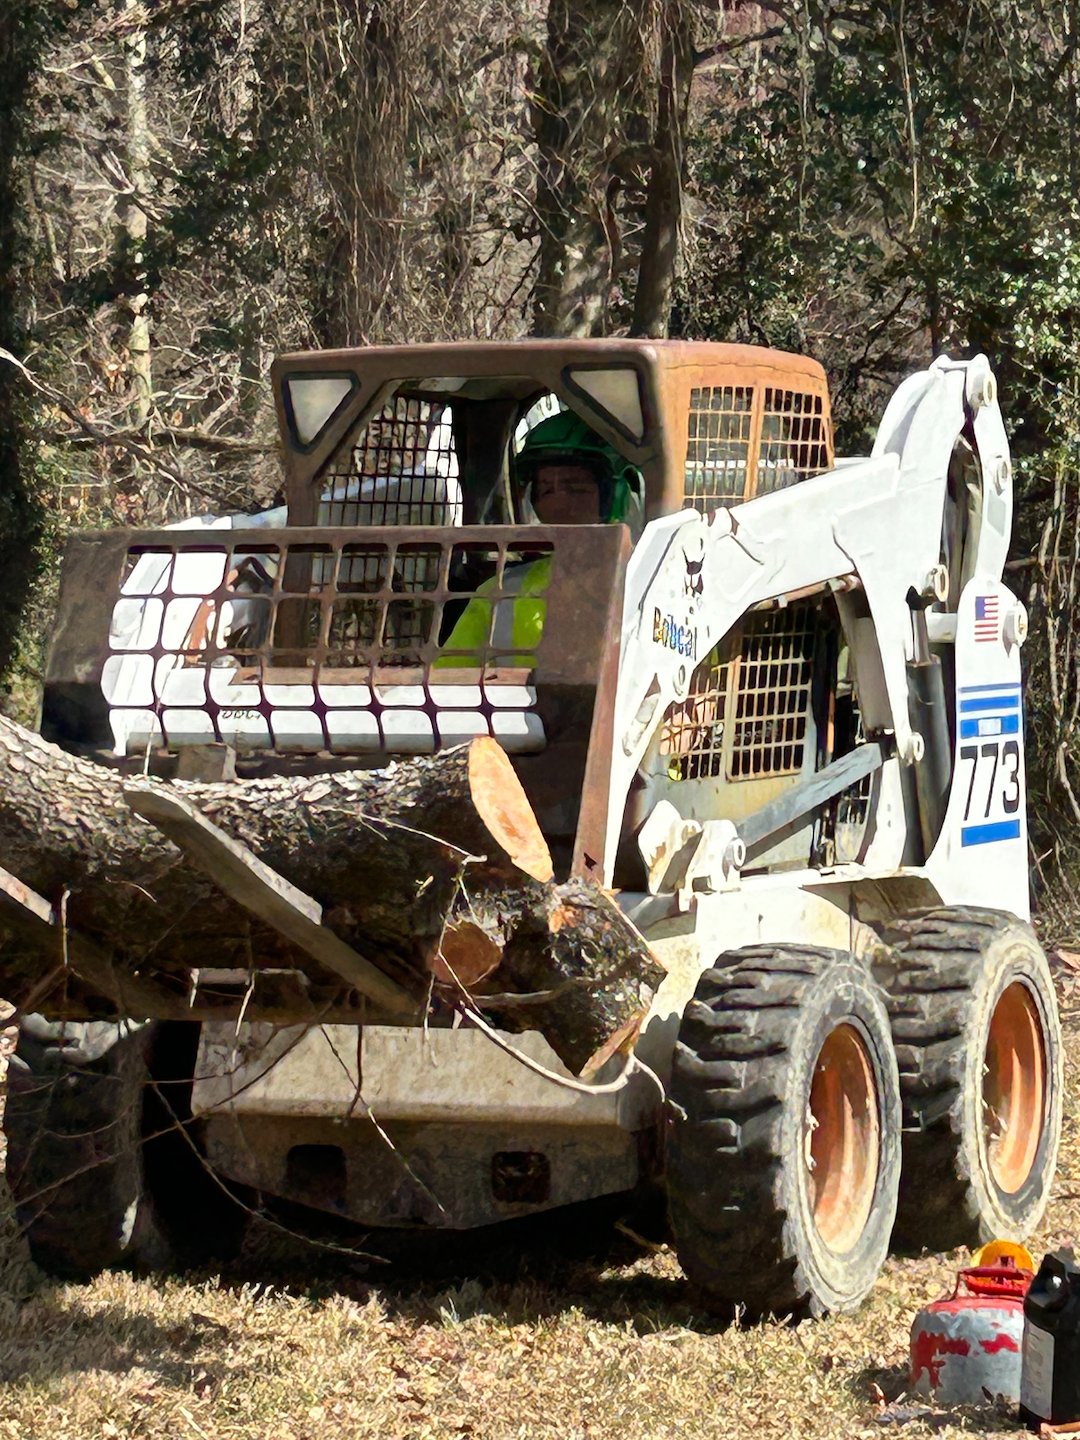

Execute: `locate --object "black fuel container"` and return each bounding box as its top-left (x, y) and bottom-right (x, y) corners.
top-left (1020, 1251), bottom-right (1080, 1429)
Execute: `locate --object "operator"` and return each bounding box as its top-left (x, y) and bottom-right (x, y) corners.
top-left (437, 410), bottom-right (643, 667)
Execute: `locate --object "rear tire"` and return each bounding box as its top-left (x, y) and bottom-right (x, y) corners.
top-left (666, 944), bottom-right (901, 1319)
top-left (877, 907), bottom-right (1062, 1252)
top-left (142, 1022), bottom-right (249, 1268)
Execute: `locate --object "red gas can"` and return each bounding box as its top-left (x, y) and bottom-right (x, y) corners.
top-left (910, 1255), bottom-right (1032, 1406)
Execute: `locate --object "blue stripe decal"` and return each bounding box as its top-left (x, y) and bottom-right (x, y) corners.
top-left (961, 819), bottom-right (1021, 847)
top-left (959, 694), bottom-right (1021, 713)
top-left (959, 714), bottom-right (1021, 739)
top-left (959, 682), bottom-right (1021, 693)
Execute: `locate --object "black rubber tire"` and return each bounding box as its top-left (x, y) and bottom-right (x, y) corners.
top-left (4, 1017), bottom-right (168, 1279)
top-left (4, 1017), bottom-right (247, 1279)
top-left (666, 944), bottom-right (902, 1320)
top-left (876, 907), bottom-right (1062, 1252)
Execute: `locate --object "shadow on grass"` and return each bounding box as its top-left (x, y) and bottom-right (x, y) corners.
top-left (213, 1190), bottom-right (736, 1337)
top-left (845, 1359), bottom-right (1020, 1435)
top-left (0, 1287), bottom-right (232, 1389)
top-left (0, 1186), bottom-right (752, 1390)
top-left (849, 1357), bottom-right (909, 1405)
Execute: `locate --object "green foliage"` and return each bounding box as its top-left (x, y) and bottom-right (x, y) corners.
top-left (680, 1), bottom-right (1080, 450)
top-left (680, 0), bottom-right (1080, 930)
top-left (0, 427), bottom-right (76, 725)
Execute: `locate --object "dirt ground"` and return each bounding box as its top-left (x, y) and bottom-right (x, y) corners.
top-left (0, 990), bottom-right (1076, 1440)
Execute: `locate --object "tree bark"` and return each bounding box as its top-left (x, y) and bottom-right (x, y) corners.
top-left (489, 876), bottom-right (664, 1075)
top-left (0, 1), bottom-right (70, 684)
top-left (0, 715), bottom-right (663, 1075)
top-left (0, 720), bottom-right (547, 978)
top-left (631, 0), bottom-right (695, 339)
top-left (531, 0), bottom-right (643, 337)
top-left (114, 0), bottom-right (152, 428)
top-left (308, 2), bottom-right (413, 346)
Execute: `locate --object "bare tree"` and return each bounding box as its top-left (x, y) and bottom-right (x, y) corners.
top-left (113, 0), bottom-right (153, 427)
top-left (532, 0), bottom-right (720, 339)
top-left (632, 0), bottom-right (696, 337)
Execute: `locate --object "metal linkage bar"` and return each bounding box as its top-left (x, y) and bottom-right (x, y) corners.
top-left (739, 741), bottom-right (887, 856)
top-left (124, 785), bottom-right (421, 1020)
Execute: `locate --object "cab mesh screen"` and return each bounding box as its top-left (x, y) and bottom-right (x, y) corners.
top-left (660, 606), bottom-right (814, 781)
top-left (757, 388), bottom-right (829, 494)
top-left (316, 395), bottom-right (461, 526)
top-left (683, 387), bottom-right (753, 511)
top-left (729, 607), bottom-right (814, 777)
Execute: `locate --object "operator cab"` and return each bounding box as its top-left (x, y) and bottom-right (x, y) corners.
top-left (271, 339), bottom-right (834, 530)
top-left (263, 342), bottom-right (835, 719)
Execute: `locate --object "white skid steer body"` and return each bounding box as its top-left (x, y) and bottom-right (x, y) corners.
top-left (190, 354), bottom-right (1029, 1231)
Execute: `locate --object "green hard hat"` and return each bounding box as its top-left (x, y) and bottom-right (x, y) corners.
top-left (518, 410), bottom-right (642, 523)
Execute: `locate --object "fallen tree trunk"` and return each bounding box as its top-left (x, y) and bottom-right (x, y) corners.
top-left (0, 715), bottom-right (663, 1074)
top-left (0, 718), bottom-right (548, 983)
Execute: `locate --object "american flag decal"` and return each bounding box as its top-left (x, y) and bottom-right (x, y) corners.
top-left (974, 594), bottom-right (999, 643)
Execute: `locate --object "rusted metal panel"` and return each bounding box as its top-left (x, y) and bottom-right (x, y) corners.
top-left (668, 357), bottom-right (833, 514)
top-left (42, 523), bottom-right (629, 866)
top-left (43, 535), bottom-right (133, 747)
top-left (192, 1021), bottom-right (652, 1127)
top-left (571, 527), bottom-right (629, 880)
top-left (194, 1019), bottom-right (648, 1226)
top-left (271, 339), bottom-right (832, 522)
top-left (44, 524), bottom-right (625, 767)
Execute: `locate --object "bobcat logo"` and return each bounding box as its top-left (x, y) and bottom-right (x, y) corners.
top-left (683, 537), bottom-right (705, 602)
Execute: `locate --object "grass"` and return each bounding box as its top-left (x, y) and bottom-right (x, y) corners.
top-left (0, 1006), bottom-right (1076, 1439)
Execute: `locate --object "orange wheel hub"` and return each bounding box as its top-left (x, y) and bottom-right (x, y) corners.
top-left (807, 1024), bottom-right (880, 1253)
top-left (983, 982), bottom-right (1045, 1194)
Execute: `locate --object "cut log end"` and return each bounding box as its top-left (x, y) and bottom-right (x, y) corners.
top-left (434, 920), bottom-right (502, 988)
top-left (580, 1010), bottom-right (646, 1079)
top-left (467, 737), bottom-right (553, 883)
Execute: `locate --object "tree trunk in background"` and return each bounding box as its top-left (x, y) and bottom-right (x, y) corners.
top-left (631, 0), bottom-right (695, 339)
top-left (310, 2), bottom-right (412, 346)
top-left (531, 0), bottom-right (642, 337)
top-left (115, 0), bottom-right (152, 428)
top-left (0, 2), bottom-right (67, 688)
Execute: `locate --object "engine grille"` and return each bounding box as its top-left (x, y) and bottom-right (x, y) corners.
top-left (659, 606), bottom-right (814, 781)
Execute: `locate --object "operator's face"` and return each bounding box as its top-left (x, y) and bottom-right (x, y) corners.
top-left (531, 463), bottom-right (602, 525)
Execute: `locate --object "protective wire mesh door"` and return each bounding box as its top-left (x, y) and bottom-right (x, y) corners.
top-left (659, 607), bottom-right (815, 782)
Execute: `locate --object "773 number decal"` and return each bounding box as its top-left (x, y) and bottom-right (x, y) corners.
top-left (959, 738), bottom-right (1021, 845)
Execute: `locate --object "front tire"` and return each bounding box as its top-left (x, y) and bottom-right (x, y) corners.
top-left (666, 944), bottom-right (901, 1319)
top-left (4, 1017), bottom-right (247, 1279)
top-left (4, 1017), bottom-right (166, 1279)
top-left (877, 907), bottom-right (1062, 1252)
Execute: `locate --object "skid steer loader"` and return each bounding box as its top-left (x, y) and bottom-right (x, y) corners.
top-left (2, 340), bottom-right (1061, 1318)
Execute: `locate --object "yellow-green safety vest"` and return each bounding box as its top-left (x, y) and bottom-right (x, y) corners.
top-left (437, 555), bottom-right (552, 668)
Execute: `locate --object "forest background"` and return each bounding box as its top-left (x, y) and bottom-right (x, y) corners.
top-left (1, 0), bottom-right (1079, 926)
